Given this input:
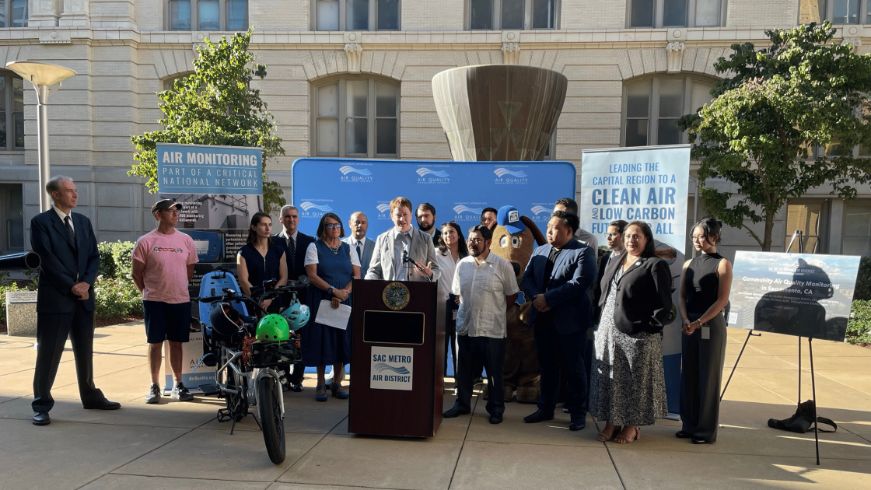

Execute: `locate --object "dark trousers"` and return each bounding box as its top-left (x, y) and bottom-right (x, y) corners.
top-left (534, 323), bottom-right (588, 420)
top-left (33, 305), bottom-right (103, 412)
top-left (680, 314), bottom-right (727, 441)
top-left (444, 297), bottom-right (458, 376)
top-left (454, 335), bottom-right (505, 416)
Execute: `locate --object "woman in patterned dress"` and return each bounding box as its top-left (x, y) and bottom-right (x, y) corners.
top-left (590, 221), bottom-right (673, 444)
top-left (677, 218), bottom-right (732, 444)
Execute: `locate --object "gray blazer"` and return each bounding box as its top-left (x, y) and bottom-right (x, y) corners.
top-left (342, 236), bottom-right (375, 274)
top-left (365, 227), bottom-right (440, 282)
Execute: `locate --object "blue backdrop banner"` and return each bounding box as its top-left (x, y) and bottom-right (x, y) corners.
top-left (291, 158), bottom-right (576, 236)
top-left (157, 143), bottom-right (263, 195)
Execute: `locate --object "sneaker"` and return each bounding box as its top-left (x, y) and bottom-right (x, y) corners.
top-left (171, 382), bottom-right (194, 402)
top-left (145, 383), bottom-right (161, 404)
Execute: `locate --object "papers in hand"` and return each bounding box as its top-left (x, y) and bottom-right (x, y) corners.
top-left (315, 300), bottom-right (351, 330)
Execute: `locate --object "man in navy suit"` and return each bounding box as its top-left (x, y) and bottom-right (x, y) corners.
top-left (30, 176), bottom-right (120, 426)
top-left (520, 210), bottom-right (596, 431)
top-left (342, 211), bottom-right (375, 273)
top-left (275, 204), bottom-right (315, 391)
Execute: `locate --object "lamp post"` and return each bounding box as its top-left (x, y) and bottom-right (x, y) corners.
top-left (5, 61), bottom-right (76, 212)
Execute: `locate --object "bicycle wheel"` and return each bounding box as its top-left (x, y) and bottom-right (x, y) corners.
top-left (257, 375), bottom-right (286, 464)
top-left (223, 356), bottom-right (248, 422)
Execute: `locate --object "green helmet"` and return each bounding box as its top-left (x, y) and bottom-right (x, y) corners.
top-left (255, 314), bottom-right (290, 342)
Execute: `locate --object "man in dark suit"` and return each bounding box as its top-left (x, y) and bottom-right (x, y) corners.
top-left (30, 176), bottom-right (120, 426)
top-left (275, 204), bottom-right (315, 392)
top-left (520, 211), bottom-right (596, 431)
top-left (342, 211), bottom-right (375, 273)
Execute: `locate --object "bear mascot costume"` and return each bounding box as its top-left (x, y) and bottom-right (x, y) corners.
top-left (490, 205), bottom-right (546, 403)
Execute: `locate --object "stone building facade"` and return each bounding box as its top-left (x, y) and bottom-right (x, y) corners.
top-left (0, 0), bottom-right (868, 259)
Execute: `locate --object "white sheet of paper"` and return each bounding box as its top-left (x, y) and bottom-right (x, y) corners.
top-left (315, 300), bottom-right (351, 330)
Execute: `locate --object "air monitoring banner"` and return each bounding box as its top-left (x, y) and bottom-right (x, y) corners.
top-left (729, 251), bottom-right (861, 342)
top-left (580, 145), bottom-right (690, 253)
top-left (291, 158), bottom-right (576, 236)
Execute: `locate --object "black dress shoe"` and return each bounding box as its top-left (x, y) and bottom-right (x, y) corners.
top-left (675, 430), bottom-right (692, 439)
top-left (32, 411), bottom-right (50, 426)
top-left (289, 382), bottom-right (303, 393)
top-left (523, 410), bottom-right (554, 423)
top-left (442, 406), bottom-right (471, 418)
top-left (83, 399), bottom-right (121, 410)
top-left (569, 420), bottom-right (586, 431)
top-left (691, 437), bottom-right (714, 444)
top-left (489, 414), bottom-right (503, 424)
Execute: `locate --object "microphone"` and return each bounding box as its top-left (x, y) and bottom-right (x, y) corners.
top-left (402, 249), bottom-right (410, 264)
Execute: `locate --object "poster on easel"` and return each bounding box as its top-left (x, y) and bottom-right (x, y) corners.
top-left (729, 251), bottom-right (861, 342)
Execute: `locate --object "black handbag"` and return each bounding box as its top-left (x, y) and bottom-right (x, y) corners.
top-left (767, 400), bottom-right (837, 433)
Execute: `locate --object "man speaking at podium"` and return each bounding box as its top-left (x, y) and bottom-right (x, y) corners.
top-left (365, 196), bottom-right (439, 282)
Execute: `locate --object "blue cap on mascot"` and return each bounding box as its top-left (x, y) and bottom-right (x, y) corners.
top-left (497, 205), bottom-right (525, 235)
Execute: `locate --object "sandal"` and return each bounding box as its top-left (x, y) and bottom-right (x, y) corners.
top-left (596, 424), bottom-right (620, 442)
top-left (614, 426), bottom-right (640, 444)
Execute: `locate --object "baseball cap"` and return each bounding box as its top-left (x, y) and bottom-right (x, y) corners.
top-left (152, 198), bottom-right (182, 213)
top-left (496, 205), bottom-right (525, 235)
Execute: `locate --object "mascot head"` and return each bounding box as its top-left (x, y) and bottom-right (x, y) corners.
top-left (491, 205), bottom-right (545, 277)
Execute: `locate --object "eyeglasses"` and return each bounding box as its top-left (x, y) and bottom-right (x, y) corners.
top-left (324, 223), bottom-right (341, 230)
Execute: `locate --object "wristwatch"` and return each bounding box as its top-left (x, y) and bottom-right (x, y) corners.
top-left (327, 287), bottom-right (334, 296)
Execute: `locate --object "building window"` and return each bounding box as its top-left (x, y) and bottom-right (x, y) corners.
top-left (167, 0), bottom-right (248, 30)
top-left (785, 200), bottom-right (828, 253)
top-left (0, 0), bottom-right (27, 27)
top-left (819, 0), bottom-right (871, 24)
top-left (628, 0), bottom-right (724, 27)
top-left (0, 72), bottom-right (24, 150)
top-left (315, 0), bottom-right (400, 30)
top-left (623, 75), bottom-right (714, 147)
top-left (468, 0), bottom-right (559, 29)
top-left (313, 77), bottom-right (399, 158)
top-left (843, 199), bottom-right (871, 255)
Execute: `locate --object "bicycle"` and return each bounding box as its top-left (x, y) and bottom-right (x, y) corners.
top-left (197, 279), bottom-right (309, 464)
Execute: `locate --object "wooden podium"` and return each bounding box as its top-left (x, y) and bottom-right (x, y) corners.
top-left (348, 279), bottom-right (443, 437)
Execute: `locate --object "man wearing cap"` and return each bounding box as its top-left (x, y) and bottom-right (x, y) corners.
top-left (30, 176), bottom-right (121, 426)
top-left (132, 199), bottom-right (199, 404)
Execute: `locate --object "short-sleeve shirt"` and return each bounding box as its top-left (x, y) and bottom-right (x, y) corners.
top-left (451, 253), bottom-right (519, 339)
top-left (132, 229), bottom-right (198, 304)
top-left (304, 241), bottom-right (360, 267)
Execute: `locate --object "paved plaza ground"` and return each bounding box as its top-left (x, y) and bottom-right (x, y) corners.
top-left (1, 322), bottom-right (870, 489)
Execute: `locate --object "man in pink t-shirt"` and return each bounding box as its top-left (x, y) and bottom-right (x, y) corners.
top-left (132, 199), bottom-right (198, 404)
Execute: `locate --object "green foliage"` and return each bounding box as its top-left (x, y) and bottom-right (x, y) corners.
top-left (855, 257), bottom-right (871, 301)
top-left (95, 277), bottom-right (142, 320)
top-left (129, 30), bottom-right (286, 213)
top-left (848, 300), bottom-right (871, 345)
top-left (98, 241), bottom-right (136, 279)
top-left (681, 23), bottom-right (871, 250)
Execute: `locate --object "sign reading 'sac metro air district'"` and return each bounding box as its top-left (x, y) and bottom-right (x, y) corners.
top-left (370, 346), bottom-right (414, 391)
top-left (291, 158), bottom-right (576, 237)
top-left (157, 143), bottom-right (263, 195)
top-left (580, 145), bottom-right (690, 253)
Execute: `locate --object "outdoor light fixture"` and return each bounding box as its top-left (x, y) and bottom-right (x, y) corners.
top-left (6, 61), bottom-right (77, 212)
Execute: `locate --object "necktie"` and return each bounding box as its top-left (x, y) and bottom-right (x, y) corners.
top-left (287, 236), bottom-right (295, 259)
top-left (356, 243), bottom-right (362, 263)
top-left (64, 216), bottom-right (76, 249)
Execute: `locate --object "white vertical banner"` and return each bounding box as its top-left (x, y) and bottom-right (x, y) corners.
top-left (580, 145), bottom-right (691, 253)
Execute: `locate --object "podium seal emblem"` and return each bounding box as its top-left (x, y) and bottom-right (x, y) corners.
top-left (382, 282), bottom-right (410, 311)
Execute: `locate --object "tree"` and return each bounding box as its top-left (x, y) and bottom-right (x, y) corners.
top-left (682, 22), bottom-right (871, 250)
top-left (130, 30), bottom-right (285, 212)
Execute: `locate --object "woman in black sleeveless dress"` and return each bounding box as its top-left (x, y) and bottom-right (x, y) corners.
top-left (677, 218), bottom-right (733, 444)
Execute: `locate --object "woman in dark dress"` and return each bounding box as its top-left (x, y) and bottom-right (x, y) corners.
top-left (237, 212), bottom-right (287, 310)
top-left (304, 212), bottom-right (361, 401)
top-left (677, 218), bottom-right (733, 444)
